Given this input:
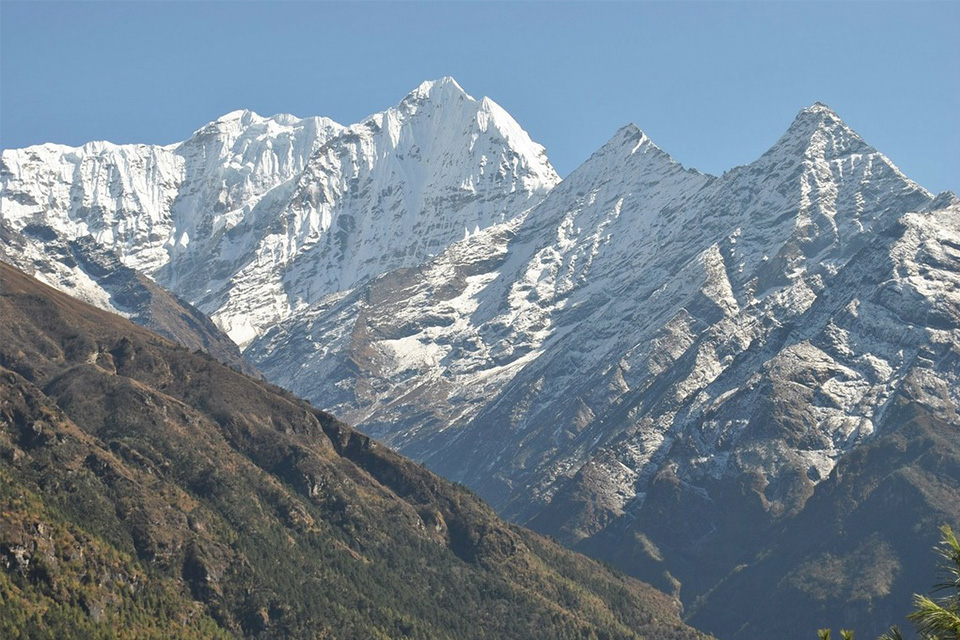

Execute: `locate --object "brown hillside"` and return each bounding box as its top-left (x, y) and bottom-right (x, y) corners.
top-left (0, 261), bottom-right (710, 639)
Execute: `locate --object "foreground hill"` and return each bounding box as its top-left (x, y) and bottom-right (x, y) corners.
top-left (0, 220), bottom-right (255, 376)
top-left (0, 261), bottom-right (707, 639)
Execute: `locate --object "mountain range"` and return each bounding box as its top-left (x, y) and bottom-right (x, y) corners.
top-left (0, 261), bottom-right (707, 638)
top-left (2, 78), bottom-right (958, 638)
top-left (1, 78), bottom-right (556, 348)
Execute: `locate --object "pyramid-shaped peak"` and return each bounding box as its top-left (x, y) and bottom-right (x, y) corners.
top-left (404, 77), bottom-right (474, 104)
top-left (346, 78), bottom-right (558, 190)
top-left (617, 122), bottom-right (644, 139)
top-left (559, 122), bottom-right (684, 187)
top-left (606, 123), bottom-right (671, 159)
top-left (761, 101), bottom-right (872, 163)
top-left (786, 101), bottom-right (858, 137)
top-left (426, 76), bottom-right (466, 92)
top-left (805, 101), bottom-right (838, 115)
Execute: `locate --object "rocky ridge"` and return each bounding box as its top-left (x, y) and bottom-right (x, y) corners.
top-left (1, 78), bottom-right (558, 347)
top-left (4, 83), bottom-right (958, 638)
top-left (247, 102), bottom-right (959, 637)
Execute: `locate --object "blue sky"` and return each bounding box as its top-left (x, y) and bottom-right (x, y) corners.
top-left (2, 1), bottom-right (957, 194)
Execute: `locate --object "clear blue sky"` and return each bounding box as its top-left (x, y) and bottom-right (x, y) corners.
top-left (2, 1), bottom-right (957, 194)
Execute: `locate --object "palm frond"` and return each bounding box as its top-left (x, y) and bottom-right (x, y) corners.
top-left (932, 524), bottom-right (960, 602)
top-left (908, 594), bottom-right (960, 637)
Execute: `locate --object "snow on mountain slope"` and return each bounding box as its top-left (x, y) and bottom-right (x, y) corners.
top-left (210, 78), bottom-right (559, 345)
top-left (0, 220), bottom-right (255, 375)
top-left (248, 103), bottom-right (943, 530)
top-left (4, 81), bottom-right (956, 638)
top-left (248, 105), bottom-right (957, 637)
top-left (1, 78), bottom-right (559, 347)
top-left (1, 111), bottom-right (341, 278)
top-left (247, 121), bottom-right (715, 442)
top-left (569, 198), bottom-right (960, 639)
top-left (479, 103), bottom-right (940, 523)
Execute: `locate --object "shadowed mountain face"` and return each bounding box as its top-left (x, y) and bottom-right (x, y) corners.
top-left (684, 395), bottom-right (960, 638)
top-left (245, 103), bottom-right (959, 637)
top-left (0, 262), bottom-right (709, 639)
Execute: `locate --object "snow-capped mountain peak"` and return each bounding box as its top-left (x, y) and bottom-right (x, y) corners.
top-left (525, 123), bottom-right (695, 219)
top-left (360, 77), bottom-right (559, 190)
top-left (244, 101), bottom-right (946, 561)
top-left (402, 76), bottom-right (471, 104)
top-left (1, 79), bottom-right (560, 348)
top-left (212, 108), bottom-right (261, 125)
top-left (610, 123), bottom-right (683, 167)
top-left (764, 101), bottom-right (873, 163)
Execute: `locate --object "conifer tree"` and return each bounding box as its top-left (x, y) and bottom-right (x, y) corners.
top-left (908, 525), bottom-right (960, 639)
top-left (878, 525), bottom-right (960, 640)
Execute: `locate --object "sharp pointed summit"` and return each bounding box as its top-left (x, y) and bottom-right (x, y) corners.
top-left (413, 75), bottom-right (470, 97)
top-left (394, 77), bottom-right (474, 114)
top-left (558, 122), bottom-right (694, 194)
top-left (606, 123), bottom-right (651, 151)
top-left (614, 123), bottom-right (677, 163)
top-left (1, 79), bottom-right (559, 347)
top-left (807, 100), bottom-right (837, 113)
top-left (763, 100), bottom-right (873, 162)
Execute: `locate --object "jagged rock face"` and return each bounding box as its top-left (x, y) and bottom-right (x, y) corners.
top-left (682, 382), bottom-right (960, 639)
top-left (1, 78), bottom-right (559, 347)
top-left (247, 106), bottom-right (958, 634)
top-left (247, 123), bottom-right (716, 443)
top-left (250, 104), bottom-right (946, 516)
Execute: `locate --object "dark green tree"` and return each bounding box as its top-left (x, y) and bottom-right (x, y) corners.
top-left (879, 525), bottom-right (960, 640)
top-left (909, 525), bottom-right (960, 638)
